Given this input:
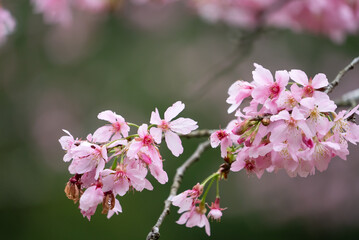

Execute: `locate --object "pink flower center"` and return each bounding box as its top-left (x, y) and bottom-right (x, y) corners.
top-left (160, 120), bottom-right (169, 131)
top-left (288, 117), bottom-right (297, 127)
top-left (303, 85), bottom-right (314, 97)
top-left (216, 130), bottom-right (228, 140)
top-left (270, 83), bottom-right (280, 97)
top-left (244, 160), bottom-right (255, 172)
top-left (112, 122), bottom-right (122, 131)
top-left (143, 135), bottom-right (154, 146)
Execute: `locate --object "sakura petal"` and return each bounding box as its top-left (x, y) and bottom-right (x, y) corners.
top-left (107, 199), bottom-right (122, 219)
top-left (149, 164), bottom-right (168, 184)
top-left (230, 159), bottom-right (246, 172)
top-left (114, 180), bottom-right (130, 196)
top-left (289, 69), bottom-right (309, 86)
top-left (150, 108), bottom-right (162, 125)
top-left (270, 110), bottom-right (290, 121)
top-left (97, 110), bottom-right (117, 123)
top-left (165, 131), bottom-right (183, 157)
top-left (312, 73), bottom-right (329, 89)
top-left (204, 217), bottom-right (211, 236)
top-left (150, 127), bottom-right (162, 144)
top-left (138, 124), bottom-right (148, 138)
top-left (170, 118), bottom-right (198, 134)
top-left (275, 70), bottom-right (289, 87)
top-left (297, 121), bottom-right (314, 138)
top-left (93, 125), bottom-right (114, 143)
top-left (164, 101), bottom-right (185, 122)
top-left (252, 63), bottom-right (274, 85)
top-left (177, 212), bottom-right (190, 225)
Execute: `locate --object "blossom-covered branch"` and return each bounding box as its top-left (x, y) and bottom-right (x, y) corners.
top-left (59, 101), bottom-right (199, 220)
top-left (146, 140), bottom-right (211, 240)
top-left (325, 56), bottom-right (359, 94)
top-left (170, 62), bottom-right (359, 237)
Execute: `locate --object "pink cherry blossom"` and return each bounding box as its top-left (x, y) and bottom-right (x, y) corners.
top-left (127, 124), bottom-right (158, 159)
top-left (0, 7), bottom-right (16, 45)
top-left (177, 204), bottom-right (210, 236)
top-left (150, 101), bottom-right (198, 157)
top-left (226, 80), bottom-right (254, 114)
top-left (92, 110), bottom-right (130, 143)
top-left (59, 129), bottom-right (79, 162)
top-left (69, 142), bottom-right (108, 179)
top-left (270, 107), bottom-right (313, 152)
top-left (251, 63), bottom-right (289, 112)
top-left (207, 198), bottom-right (226, 221)
top-left (289, 70), bottom-right (329, 97)
top-left (172, 183), bottom-right (203, 213)
top-left (210, 129), bottom-right (231, 158)
top-left (79, 185), bottom-right (104, 220)
top-left (101, 160), bottom-right (153, 196)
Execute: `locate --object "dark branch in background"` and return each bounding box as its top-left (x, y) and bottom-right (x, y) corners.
top-left (188, 0), bottom-right (293, 102)
top-left (146, 140), bottom-right (211, 240)
top-left (325, 56), bottom-right (359, 94)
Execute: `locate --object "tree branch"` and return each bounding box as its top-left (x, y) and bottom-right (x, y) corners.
top-left (325, 56), bottom-right (359, 94)
top-left (146, 140), bottom-right (211, 240)
top-left (179, 129), bottom-right (216, 138)
top-left (335, 88), bottom-right (359, 107)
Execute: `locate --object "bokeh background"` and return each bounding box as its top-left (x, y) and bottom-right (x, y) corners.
top-left (1, 1), bottom-right (359, 239)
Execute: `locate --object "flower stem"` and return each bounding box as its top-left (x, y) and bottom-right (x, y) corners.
top-left (128, 122), bottom-right (140, 128)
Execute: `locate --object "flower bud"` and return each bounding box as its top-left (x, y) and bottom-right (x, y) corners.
top-left (102, 191), bottom-right (115, 214)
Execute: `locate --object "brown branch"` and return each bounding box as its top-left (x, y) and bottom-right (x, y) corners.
top-left (325, 56), bottom-right (359, 94)
top-left (146, 140), bottom-right (211, 240)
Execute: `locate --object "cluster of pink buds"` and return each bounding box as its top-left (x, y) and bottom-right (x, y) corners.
top-left (211, 63), bottom-right (359, 178)
top-left (59, 101), bottom-right (198, 220)
top-left (190, 0), bottom-right (359, 42)
top-left (0, 5), bottom-right (16, 45)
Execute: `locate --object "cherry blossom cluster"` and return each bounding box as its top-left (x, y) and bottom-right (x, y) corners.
top-left (172, 63), bottom-right (359, 236)
top-left (59, 101), bottom-right (198, 220)
top-left (0, 6), bottom-right (16, 45)
top-left (172, 176), bottom-right (226, 236)
top-left (190, 0), bottom-right (359, 42)
top-left (212, 63), bottom-right (359, 178)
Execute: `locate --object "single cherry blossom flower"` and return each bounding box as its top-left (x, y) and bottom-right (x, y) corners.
top-left (101, 160), bottom-right (153, 196)
top-left (92, 110), bottom-right (130, 143)
top-left (207, 198), bottom-right (226, 221)
top-left (210, 129), bottom-right (231, 158)
top-left (150, 101), bottom-right (198, 157)
top-left (176, 203), bottom-right (210, 236)
top-left (289, 70), bottom-right (329, 97)
top-left (226, 80), bottom-right (254, 113)
top-left (69, 142), bottom-right (108, 179)
top-left (59, 129), bottom-right (79, 162)
top-left (127, 124), bottom-right (159, 159)
top-left (79, 185), bottom-right (104, 220)
top-left (251, 64), bottom-right (289, 103)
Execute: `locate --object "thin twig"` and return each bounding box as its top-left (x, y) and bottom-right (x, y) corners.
top-left (146, 140), bottom-right (211, 240)
top-left (335, 88), bottom-right (359, 107)
top-left (325, 56), bottom-right (359, 94)
top-left (179, 129), bottom-right (216, 138)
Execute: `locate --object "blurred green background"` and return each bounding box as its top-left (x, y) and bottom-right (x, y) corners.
top-left (2, 1), bottom-right (359, 239)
